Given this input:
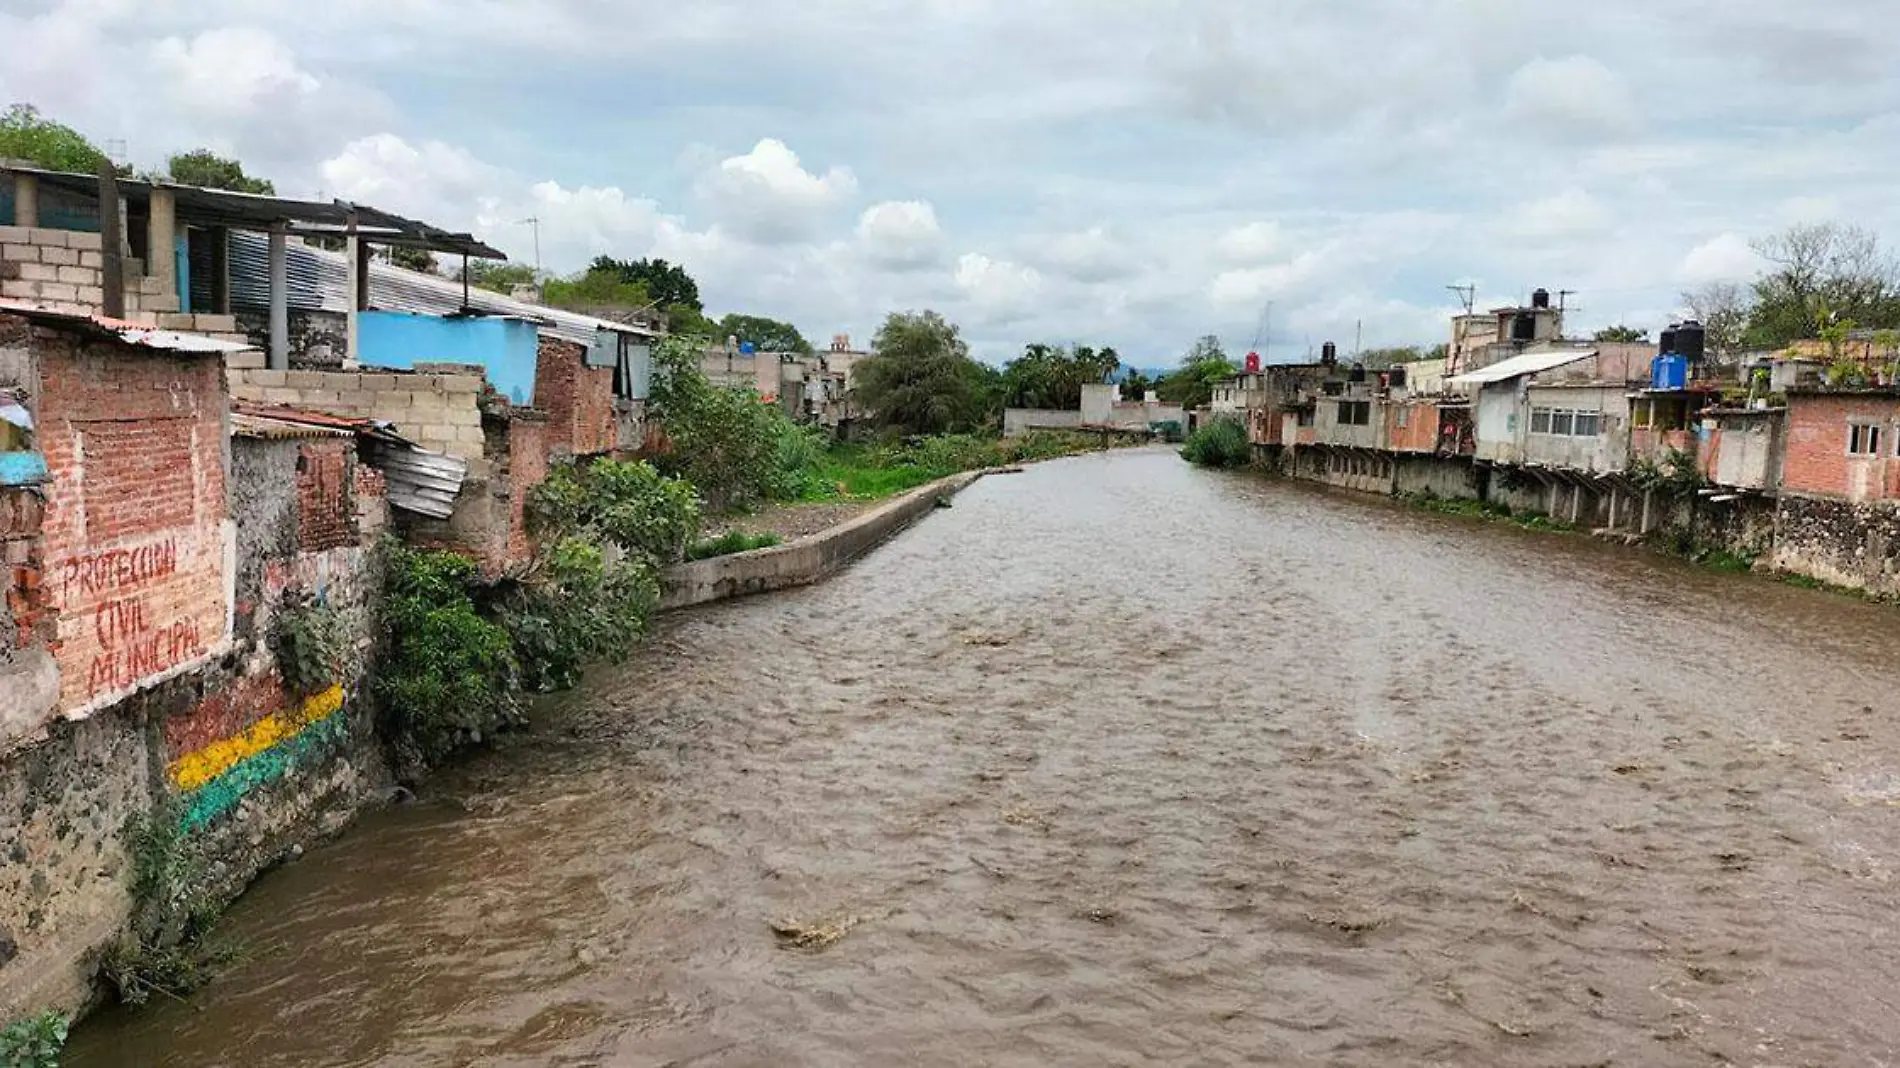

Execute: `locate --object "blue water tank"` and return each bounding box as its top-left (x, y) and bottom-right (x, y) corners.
top-left (1652, 354), bottom-right (1688, 390)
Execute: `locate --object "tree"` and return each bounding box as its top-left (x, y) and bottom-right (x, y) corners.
top-left (1679, 281), bottom-right (1752, 358)
top-left (461, 260), bottom-right (538, 294)
top-left (1359, 345), bottom-right (1427, 369)
top-left (853, 310), bottom-right (993, 435)
top-left (164, 149), bottom-right (273, 193)
top-left (1745, 223), bottom-right (1900, 348)
top-left (719, 313), bottom-right (811, 354)
top-left (998, 342), bottom-right (1121, 410)
top-left (1155, 335), bottom-right (1237, 410)
top-left (0, 103), bottom-right (112, 173)
top-left (389, 247), bottom-right (438, 273)
top-left (1592, 325), bottom-right (1649, 342)
top-left (543, 265), bottom-right (651, 311)
top-left (591, 256), bottom-right (701, 311)
top-left (1120, 368), bottom-right (1155, 400)
top-left (666, 304), bottom-right (717, 338)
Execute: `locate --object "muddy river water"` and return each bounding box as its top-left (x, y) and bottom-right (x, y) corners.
top-left (68, 448), bottom-right (1900, 1066)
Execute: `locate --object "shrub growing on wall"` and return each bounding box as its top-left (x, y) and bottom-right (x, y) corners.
top-left (378, 546), bottom-right (522, 765)
top-left (270, 593), bottom-right (347, 696)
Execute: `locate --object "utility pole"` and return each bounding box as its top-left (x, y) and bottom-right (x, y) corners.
top-left (1447, 284), bottom-right (1476, 315)
top-left (1354, 319), bottom-right (1363, 359)
top-left (516, 216), bottom-right (542, 278)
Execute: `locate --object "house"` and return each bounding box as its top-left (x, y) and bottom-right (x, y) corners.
top-left (1781, 388), bottom-right (1900, 503)
top-left (224, 232), bottom-right (656, 412)
top-left (1446, 289), bottom-right (1566, 377)
top-left (2, 164), bottom-right (501, 361)
top-left (1697, 405), bottom-right (1785, 493)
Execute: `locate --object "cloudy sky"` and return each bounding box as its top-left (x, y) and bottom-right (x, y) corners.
top-left (5, 0), bottom-right (1898, 364)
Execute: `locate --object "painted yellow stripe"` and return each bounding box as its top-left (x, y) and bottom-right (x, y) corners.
top-left (168, 685), bottom-right (345, 792)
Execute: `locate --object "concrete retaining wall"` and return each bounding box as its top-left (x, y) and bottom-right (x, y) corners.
top-left (661, 472), bottom-right (982, 611)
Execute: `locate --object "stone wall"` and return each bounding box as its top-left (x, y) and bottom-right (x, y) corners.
top-left (233, 309), bottom-right (349, 369)
top-left (1003, 408), bottom-right (1082, 437)
top-left (1771, 495), bottom-right (1900, 596)
top-left (229, 367), bottom-right (486, 467)
top-left (0, 225), bottom-right (248, 344)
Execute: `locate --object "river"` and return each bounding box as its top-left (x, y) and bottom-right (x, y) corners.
top-left (67, 447), bottom-right (1900, 1066)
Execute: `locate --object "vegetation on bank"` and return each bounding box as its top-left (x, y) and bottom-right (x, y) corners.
top-left (0, 1011), bottom-right (68, 1068)
top-left (1401, 491), bottom-right (1574, 533)
top-left (687, 530), bottom-right (783, 560)
top-left (1179, 418), bottom-right (1251, 468)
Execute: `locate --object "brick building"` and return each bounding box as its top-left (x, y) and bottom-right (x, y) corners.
top-left (1782, 389), bottom-right (1900, 502)
top-left (534, 336), bottom-right (617, 459)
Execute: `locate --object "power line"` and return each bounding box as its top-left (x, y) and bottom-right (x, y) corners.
top-left (1446, 284), bottom-right (1476, 315)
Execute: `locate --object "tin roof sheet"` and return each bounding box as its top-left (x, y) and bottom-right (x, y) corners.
top-left (0, 301), bottom-right (258, 354)
top-left (1448, 348), bottom-right (1596, 385)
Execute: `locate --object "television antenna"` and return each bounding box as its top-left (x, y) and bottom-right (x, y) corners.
top-left (1250, 300), bottom-right (1273, 363)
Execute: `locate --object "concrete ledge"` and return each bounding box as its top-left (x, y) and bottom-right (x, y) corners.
top-left (660, 471), bottom-right (983, 611)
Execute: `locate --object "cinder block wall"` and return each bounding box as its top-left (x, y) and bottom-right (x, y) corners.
top-left (229, 367), bottom-right (487, 465)
top-left (0, 224), bottom-right (248, 343)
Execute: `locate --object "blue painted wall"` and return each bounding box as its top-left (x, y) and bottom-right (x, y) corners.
top-left (358, 312), bottom-right (540, 404)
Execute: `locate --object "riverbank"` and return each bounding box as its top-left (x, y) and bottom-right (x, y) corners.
top-left (661, 471), bottom-right (983, 610)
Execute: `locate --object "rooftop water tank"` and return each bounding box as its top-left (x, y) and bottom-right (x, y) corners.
top-left (1675, 320), bottom-right (1707, 364)
top-left (1652, 353), bottom-right (1688, 390)
top-left (1659, 324), bottom-right (1679, 356)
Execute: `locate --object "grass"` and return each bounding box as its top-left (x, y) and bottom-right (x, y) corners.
top-left (797, 431), bottom-right (1128, 503)
top-left (686, 530), bottom-right (783, 560)
top-left (1403, 492), bottom-right (1574, 533)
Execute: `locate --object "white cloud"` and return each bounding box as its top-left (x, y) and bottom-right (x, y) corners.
top-left (150, 27), bottom-right (320, 117)
top-left (698, 138), bottom-right (857, 245)
top-left (1035, 227), bottom-right (1132, 283)
top-left (1505, 188), bottom-right (1613, 240)
top-left (321, 134), bottom-right (498, 212)
top-left (1216, 221), bottom-right (1284, 264)
top-left (1676, 233), bottom-right (1760, 285)
top-left (857, 200), bottom-right (943, 269)
top-left (1504, 55), bottom-right (1638, 139)
top-left (955, 253), bottom-right (1042, 324)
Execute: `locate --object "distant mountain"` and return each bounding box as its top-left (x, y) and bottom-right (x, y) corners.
top-left (1110, 365), bottom-right (1171, 383)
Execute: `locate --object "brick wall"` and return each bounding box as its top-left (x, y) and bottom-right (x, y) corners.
top-left (533, 337), bottom-right (616, 458)
top-left (1783, 393), bottom-right (1900, 502)
top-left (229, 367), bottom-right (486, 466)
top-left (33, 326), bottom-right (231, 717)
top-left (505, 413), bottom-right (550, 567)
top-left (296, 440), bottom-right (356, 552)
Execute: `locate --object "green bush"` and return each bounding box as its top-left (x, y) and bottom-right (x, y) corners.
top-left (1180, 418), bottom-right (1251, 468)
top-left (270, 593), bottom-right (346, 696)
top-left (0, 1012), bottom-right (68, 1067)
top-left (100, 806), bottom-right (236, 1007)
top-left (378, 546), bottom-right (521, 763)
top-left (687, 530), bottom-right (783, 560)
top-left (647, 336), bottom-right (789, 508)
top-left (532, 458), bottom-right (701, 564)
top-left (501, 538), bottom-right (658, 692)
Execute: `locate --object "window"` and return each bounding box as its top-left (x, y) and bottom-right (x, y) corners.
top-left (1574, 412), bottom-right (1601, 437)
top-left (1550, 410), bottom-right (1575, 436)
top-left (1850, 423), bottom-right (1884, 456)
top-left (1336, 400), bottom-right (1371, 426)
top-left (1531, 408), bottom-right (1552, 434)
top-left (1396, 407), bottom-right (1411, 428)
top-left (1297, 408), bottom-right (1315, 428)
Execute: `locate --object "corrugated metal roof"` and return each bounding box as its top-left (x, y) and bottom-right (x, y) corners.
top-left (227, 232), bottom-right (659, 347)
top-left (3, 165), bottom-right (504, 258)
top-left (1448, 348), bottom-right (1596, 386)
top-left (0, 300), bottom-right (258, 354)
top-left (231, 413), bottom-right (356, 440)
top-left (363, 440), bottom-right (468, 518)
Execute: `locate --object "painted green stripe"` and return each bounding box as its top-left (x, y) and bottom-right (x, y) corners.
top-left (178, 710), bottom-right (348, 832)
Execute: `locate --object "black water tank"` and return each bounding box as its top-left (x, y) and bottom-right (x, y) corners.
top-left (1349, 362), bottom-right (1366, 383)
top-left (1321, 341), bottom-right (1337, 365)
top-left (1531, 288), bottom-right (1551, 309)
top-left (1675, 320), bottom-right (1707, 364)
top-left (1389, 364), bottom-right (1408, 388)
top-left (1512, 313), bottom-right (1536, 342)
top-left (1659, 324), bottom-right (1679, 356)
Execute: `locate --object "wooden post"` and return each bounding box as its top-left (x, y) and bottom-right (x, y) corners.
top-left (97, 164), bottom-right (124, 319)
top-left (209, 226), bottom-right (231, 314)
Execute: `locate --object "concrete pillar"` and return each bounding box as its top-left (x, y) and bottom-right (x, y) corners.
top-left (1569, 486), bottom-right (1583, 524)
top-left (12, 174), bottom-right (38, 227)
top-left (1608, 489), bottom-right (1620, 530)
top-left (208, 226), bottom-right (230, 314)
top-left (344, 231), bottom-right (364, 369)
top-left (1640, 489), bottom-right (1654, 535)
top-left (147, 188), bottom-right (178, 299)
top-left (268, 228), bottom-right (289, 371)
